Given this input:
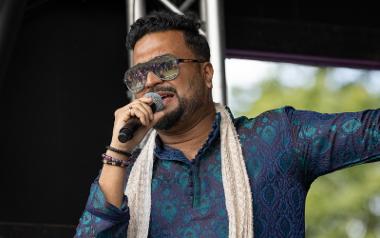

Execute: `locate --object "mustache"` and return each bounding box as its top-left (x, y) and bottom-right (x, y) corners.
top-left (151, 86), bottom-right (177, 95)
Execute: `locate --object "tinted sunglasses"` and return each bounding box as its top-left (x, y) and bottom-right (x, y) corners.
top-left (123, 54), bottom-right (206, 93)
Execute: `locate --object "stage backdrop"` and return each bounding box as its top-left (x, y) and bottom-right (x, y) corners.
top-left (0, 0), bottom-right (128, 235)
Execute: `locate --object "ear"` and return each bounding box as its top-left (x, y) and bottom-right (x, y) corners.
top-left (202, 62), bottom-right (214, 89)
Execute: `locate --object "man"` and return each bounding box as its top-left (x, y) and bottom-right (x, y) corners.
top-left (75, 11), bottom-right (380, 237)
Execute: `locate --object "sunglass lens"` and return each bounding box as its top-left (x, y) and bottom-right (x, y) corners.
top-left (152, 58), bottom-right (179, 80)
top-left (124, 67), bottom-right (147, 93)
top-left (124, 55), bottom-right (180, 93)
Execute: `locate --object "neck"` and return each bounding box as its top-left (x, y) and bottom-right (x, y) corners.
top-left (157, 105), bottom-right (216, 160)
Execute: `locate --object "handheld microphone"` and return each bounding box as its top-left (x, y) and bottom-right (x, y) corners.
top-left (118, 92), bottom-right (164, 143)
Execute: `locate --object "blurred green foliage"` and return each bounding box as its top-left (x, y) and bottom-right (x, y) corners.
top-left (232, 67), bottom-right (380, 237)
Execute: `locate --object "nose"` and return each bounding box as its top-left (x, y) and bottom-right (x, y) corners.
top-left (145, 72), bottom-right (162, 89)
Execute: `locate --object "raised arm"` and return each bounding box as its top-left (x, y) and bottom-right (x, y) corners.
top-left (75, 96), bottom-right (164, 237)
top-left (284, 106), bottom-right (380, 184)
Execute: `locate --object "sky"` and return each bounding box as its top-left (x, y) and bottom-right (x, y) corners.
top-left (223, 58), bottom-right (380, 113)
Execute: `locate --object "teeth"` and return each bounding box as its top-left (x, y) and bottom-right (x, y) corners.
top-left (158, 92), bottom-right (173, 99)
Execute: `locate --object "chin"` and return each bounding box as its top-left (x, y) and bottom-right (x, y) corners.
top-left (154, 103), bottom-right (183, 130)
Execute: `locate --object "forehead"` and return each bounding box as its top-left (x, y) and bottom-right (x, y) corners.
top-left (132, 30), bottom-right (195, 65)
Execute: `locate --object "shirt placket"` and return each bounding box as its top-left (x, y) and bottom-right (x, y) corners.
top-left (189, 159), bottom-right (201, 208)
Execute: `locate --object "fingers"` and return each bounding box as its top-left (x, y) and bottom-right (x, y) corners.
top-left (118, 97), bottom-right (154, 126)
top-left (131, 105), bottom-right (150, 126)
top-left (135, 98), bottom-right (154, 121)
top-left (111, 96), bottom-right (159, 148)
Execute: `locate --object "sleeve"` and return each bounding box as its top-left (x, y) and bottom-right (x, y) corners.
top-left (284, 106), bottom-right (380, 185)
top-left (74, 179), bottom-right (130, 238)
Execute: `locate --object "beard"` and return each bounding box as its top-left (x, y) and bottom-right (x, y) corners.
top-left (153, 84), bottom-right (204, 130)
top-left (153, 99), bottom-right (184, 130)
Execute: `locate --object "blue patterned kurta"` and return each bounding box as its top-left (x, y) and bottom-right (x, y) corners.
top-left (75, 106), bottom-right (380, 237)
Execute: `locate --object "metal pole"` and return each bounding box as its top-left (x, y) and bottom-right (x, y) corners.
top-left (179, 0), bottom-right (197, 12)
top-left (199, 0), bottom-right (207, 25)
top-left (202, 0), bottom-right (227, 104)
top-left (158, 0), bottom-right (183, 15)
top-left (158, 0), bottom-right (205, 36)
top-left (126, 0), bottom-right (145, 99)
top-left (126, 0), bottom-right (145, 67)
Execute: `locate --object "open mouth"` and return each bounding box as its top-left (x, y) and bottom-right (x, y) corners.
top-left (157, 91), bottom-right (175, 100)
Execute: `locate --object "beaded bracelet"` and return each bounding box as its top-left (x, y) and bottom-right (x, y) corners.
top-left (105, 145), bottom-right (132, 157)
top-left (101, 153), bottom-right (131, 168)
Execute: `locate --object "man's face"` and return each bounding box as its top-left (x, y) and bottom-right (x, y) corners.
top-left (132, 30), bottom-right (212, 131)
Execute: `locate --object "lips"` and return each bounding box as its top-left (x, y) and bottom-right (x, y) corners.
top-left (157, 91), bottom-right (175, 100)
top-left (155, 91), bottom-right (175, 106)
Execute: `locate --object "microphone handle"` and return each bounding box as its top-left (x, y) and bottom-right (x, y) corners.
top-left (118, 118), bottom-right (141, 143)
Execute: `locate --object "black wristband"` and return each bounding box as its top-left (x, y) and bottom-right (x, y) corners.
top-left (106, 145), bottom-right (132, 157)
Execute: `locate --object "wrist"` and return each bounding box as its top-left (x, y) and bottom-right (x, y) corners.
top-left (110, 139), bottom-right (136, 152)
top-left (105, 145), bottom-right (133, 159)
top-left (105, 150), bottom-right (129, 161)
top-left (102, 153), bottom-right (132, 167)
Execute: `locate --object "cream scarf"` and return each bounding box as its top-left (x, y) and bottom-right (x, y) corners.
top-left (125, 104), bottom-right (253, 237)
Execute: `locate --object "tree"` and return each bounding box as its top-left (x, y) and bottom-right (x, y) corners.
top-left (232, 67), bottom-right (380, 238)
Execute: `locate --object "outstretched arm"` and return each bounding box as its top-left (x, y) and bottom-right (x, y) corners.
top-left (284, 106), bottom-right (380, 184)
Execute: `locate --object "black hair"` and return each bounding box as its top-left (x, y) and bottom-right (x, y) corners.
top-left (126, 11), bottom-right (210, 61)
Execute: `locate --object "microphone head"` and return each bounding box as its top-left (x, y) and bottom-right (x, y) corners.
top-left (144, 92), bottom-right (164, 112)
